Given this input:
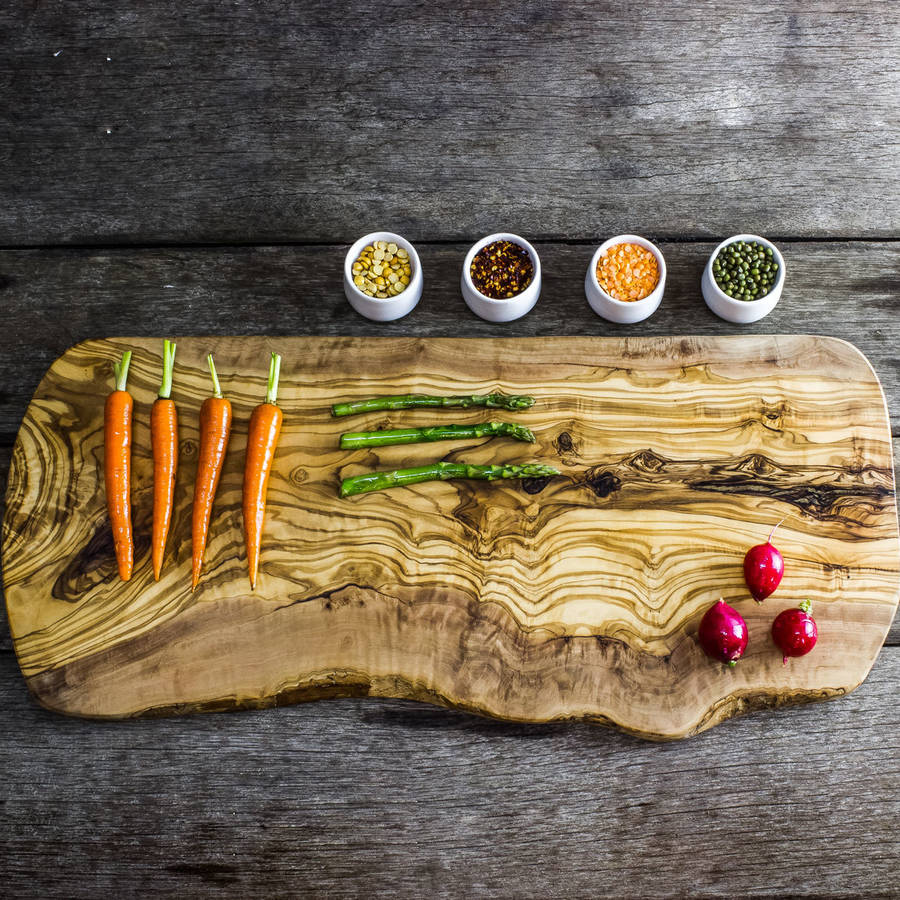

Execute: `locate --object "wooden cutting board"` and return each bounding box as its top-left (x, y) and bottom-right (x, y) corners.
top-left (3, 336), bottom-right (898, 740)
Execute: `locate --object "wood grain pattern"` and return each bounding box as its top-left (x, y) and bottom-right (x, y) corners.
top-left (2, 1), bottom-right (898, 245)
top-left (3, 335), bottom-right (898, 739)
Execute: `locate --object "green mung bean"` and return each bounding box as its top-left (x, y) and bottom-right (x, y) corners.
top-left (712, 240), bottom-right (778, 301)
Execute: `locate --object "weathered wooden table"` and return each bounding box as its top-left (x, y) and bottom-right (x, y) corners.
top-left (2, 2), bottom-right (898, 896)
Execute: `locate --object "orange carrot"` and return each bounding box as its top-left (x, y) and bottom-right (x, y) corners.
top-left (191, 353), bottom-right (232, 590)
top-left (105, 350), bottom-right (134, 581)
top-left (242, 353), bottom-right (283, 589)
top-left (151, 340), bottom-right (178, 581)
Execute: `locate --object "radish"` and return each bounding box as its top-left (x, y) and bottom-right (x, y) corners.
top-left (744, 520), bottom-right (785, 602)
top-left (771, 599), bottom-right (818, 664)
top-left (698, 599), bottom-right (749, 667)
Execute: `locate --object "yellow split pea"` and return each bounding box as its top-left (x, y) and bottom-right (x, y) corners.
top-left (352, 241), bottom-right (412, 299)
top-left (596, 243), bottom-right (659, 302)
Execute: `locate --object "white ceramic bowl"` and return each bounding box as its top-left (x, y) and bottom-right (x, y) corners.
top-left (701, 234), bottom-right (785, 324)
top-left (344, 231), bottom-right (423, 322)
top-left (584, 234), bottom-right (666, 324)
top-left (461, 233), bottom-right (541, 322)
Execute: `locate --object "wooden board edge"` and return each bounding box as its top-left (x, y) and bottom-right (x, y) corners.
top-left (20, 660), bottom-right (870, 742)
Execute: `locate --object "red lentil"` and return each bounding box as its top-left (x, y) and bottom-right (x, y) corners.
top-left (596, 242), bottom-right (659, 302)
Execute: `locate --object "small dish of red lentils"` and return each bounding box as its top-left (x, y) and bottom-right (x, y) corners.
top-left (461, 233), bottom-right (542, 322)
top-left (585, 234), bottom-right (666, 324)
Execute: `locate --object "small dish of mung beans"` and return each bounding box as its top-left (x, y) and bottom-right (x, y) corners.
top-left (701, 234), bottom-right (785, 324)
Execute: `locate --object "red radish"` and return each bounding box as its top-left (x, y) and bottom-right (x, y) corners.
top-left (744, 520), bottom-right (785, 602)
top-left (698, 599), bottom-right (749, 667)
top-left (771, 599), bottom-right (818, 664)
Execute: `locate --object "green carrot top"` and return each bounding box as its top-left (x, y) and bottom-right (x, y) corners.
top-left (266, 352), bottom-right (282, 405)
top-left (206, 353), bottom-right (223, 398)
top-left (158, 340), bottom-right (177, 399)
top-left (113, 350), bottom-right (132, 392)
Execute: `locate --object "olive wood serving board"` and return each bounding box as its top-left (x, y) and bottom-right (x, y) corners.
top-left (3, 336), bottom-right (899, 740)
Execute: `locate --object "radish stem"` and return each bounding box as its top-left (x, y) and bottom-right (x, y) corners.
top-left (767, 517), bottom-right (785, 543)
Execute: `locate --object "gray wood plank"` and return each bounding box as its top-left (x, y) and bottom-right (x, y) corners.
top-left (2, 1), bottom-right (898, 245)
top-left (0, 647), bottom-right (897, 898)
top-left (1, 241), bottom-right (897, 646)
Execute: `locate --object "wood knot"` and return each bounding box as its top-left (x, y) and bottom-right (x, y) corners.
top-left (553, 431), bottom-right (576, 454)
top-left (762, 400), bottom-right (788, 424)
top-left (522, 476), bottom-right (551, 494)
top-left (630, 449), bottom-right (666, 472)
top-left (735, 454), bottom-right (776, 476)
top-left (290, 467), bottom-right (309, 486)
top-left (583, 467), bottom-right (621, 498)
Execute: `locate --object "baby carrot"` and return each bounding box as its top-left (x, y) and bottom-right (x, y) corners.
top-left (191, 353), bottom-right (232, 591)
top-left (242, 352), bottom-right (283, 589)
top-left (151, 340), bottom-right (178, 581)
top-left (105, 350), bottom-right (134, 581)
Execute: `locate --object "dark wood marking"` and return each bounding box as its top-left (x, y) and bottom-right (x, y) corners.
top-left (553, 431), bottom-right (575, 454)
top-left (691, 458), bottom-right (894, 519)
top-left (51, 524), bottom-right (116, 603)
top-left (583, 468), bottom-right (622, 499)
top-left (521, 476), bottom-right (551, 495)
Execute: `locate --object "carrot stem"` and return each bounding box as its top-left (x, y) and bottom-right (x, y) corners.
top-left (207, 353), bottom-right (222, 398)
top-left (113, 350), bottom-right (132, 392)
top-left (266, 352), bottom-right (281, 405)
top-left (158, 340), bottom-right (176, 399)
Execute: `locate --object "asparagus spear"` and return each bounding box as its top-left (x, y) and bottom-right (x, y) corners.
top-left (340, 421), bottom-right (535, 449)
top-left (340, 462), bottom-right (560, 497)
top-left (331, 393), bottom-right (535, 417)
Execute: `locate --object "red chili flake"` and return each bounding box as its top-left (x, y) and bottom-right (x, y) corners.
top-left (470, 240), bottom-right (534, 299)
